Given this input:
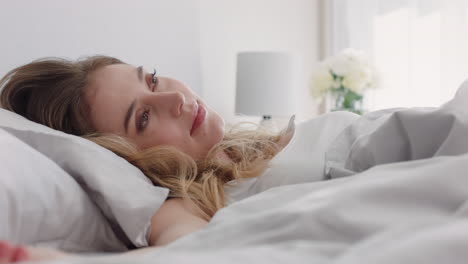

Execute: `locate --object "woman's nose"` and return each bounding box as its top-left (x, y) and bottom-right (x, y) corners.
top-left (148, 91), bottom-right (185, 117)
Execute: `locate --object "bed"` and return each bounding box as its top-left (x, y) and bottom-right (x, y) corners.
top-left (2, 80), bottom-right (468, 264)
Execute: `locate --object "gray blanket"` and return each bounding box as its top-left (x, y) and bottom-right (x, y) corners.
top-left (326, 81), bottom-right (468, 178)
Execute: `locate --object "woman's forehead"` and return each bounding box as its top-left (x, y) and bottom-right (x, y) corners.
top-left (86, 64), bottom-right (138, 98)
top-left (91, 64), bottom-right (137, 84)
top-left (85, 64), bottom-right (140, 134)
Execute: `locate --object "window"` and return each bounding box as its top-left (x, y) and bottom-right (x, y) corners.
top-left (326, 0), bottom-right (468, 110)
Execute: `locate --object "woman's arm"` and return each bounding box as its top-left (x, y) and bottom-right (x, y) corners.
top-left (148, 197), bottom-right (208, 246)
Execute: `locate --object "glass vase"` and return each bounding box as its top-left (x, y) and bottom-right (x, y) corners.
top-left (330, 86), bottom-right (364, 115)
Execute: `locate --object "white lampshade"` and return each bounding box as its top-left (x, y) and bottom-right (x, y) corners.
top-left (235, 52), bottom-right (296, 118)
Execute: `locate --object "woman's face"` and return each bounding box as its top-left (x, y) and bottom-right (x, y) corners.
top-left (85, 63), bottom-right (225, 159)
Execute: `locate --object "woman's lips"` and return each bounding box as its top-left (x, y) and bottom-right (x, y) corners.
top-left (190, 103), bottom-right (206, 135)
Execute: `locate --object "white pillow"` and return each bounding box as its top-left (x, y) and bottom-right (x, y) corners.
top-left (0, 129), bottom-right (125, 251)
top-left (0, 108), bottom-right (169, 247)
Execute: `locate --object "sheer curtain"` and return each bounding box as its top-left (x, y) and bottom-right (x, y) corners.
top-left (327, 0), bottom-right (468, 110)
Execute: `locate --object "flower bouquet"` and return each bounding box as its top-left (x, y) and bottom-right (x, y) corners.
top-left (310, 49), bottom-right (377, 115)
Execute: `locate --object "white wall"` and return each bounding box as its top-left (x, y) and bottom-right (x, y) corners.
top-left (0, 0), bottom-right (203, 94)
top-left (199, 0), bottom-right (321, 123)
top-left (0, 0), bottom-right (321, 123)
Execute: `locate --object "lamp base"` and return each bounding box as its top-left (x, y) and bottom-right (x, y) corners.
top-left (260, 115), bottom-right (278, 132)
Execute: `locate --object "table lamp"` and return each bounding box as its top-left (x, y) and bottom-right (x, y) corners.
top-left (235, 52), bottom-right (296, 127)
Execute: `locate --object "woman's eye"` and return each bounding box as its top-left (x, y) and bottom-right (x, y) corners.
top-left (150, 68), bottom-right (159, 90)
top-left (138, 110), bottom-right (150, 131)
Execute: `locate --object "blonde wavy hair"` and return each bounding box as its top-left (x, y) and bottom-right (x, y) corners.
top-left (0, 56), bottom-right (287, 221)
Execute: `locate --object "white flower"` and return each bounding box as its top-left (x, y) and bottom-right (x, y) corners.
top-left (326, 49), bottom-right (361, 75)
top-left (310, 64), bottom-right (333, 98)
top-left (326, 56), bottom-right (349, 76)
top-left (342, 66), bottom-right (373, 93)
top-left (310, 48), bottom-right (378, 99)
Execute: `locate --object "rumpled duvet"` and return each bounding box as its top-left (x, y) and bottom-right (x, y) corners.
top-left (45, 80), bottom-right (468, 264)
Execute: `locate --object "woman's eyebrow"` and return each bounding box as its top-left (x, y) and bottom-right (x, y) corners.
top-left (124, 99), bottom-right (137, 133)
top-left (137, 66), bottom-right (143, 82)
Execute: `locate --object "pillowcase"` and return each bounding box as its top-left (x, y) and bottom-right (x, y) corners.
top-left (0, 108), bottom-right (169, 247)
top-left (0, 128), bottom-right (126, 251)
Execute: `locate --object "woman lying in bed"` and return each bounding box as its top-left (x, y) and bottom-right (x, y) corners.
top-left (3, 55), bottom-right (465, 262)
top-left (0, 55), bottom-right (303, 262)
